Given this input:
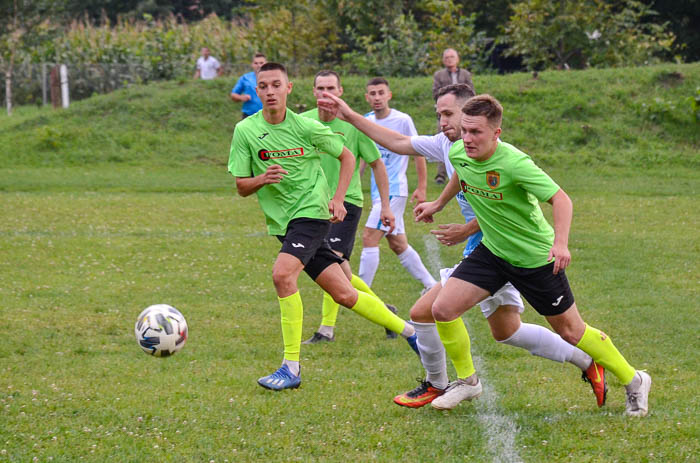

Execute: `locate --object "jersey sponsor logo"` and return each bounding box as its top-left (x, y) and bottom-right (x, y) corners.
top-left (460, 180), bottom-right (503, 201)
top-left (486, 171), bottom-right (500, 189)
top-left (258, 132), bottom-right (270, 140)
top-left (258, 147), bottom-right (305, 161)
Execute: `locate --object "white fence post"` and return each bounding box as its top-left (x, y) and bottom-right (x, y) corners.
top-left (60, 64), bottom-right (69, 108)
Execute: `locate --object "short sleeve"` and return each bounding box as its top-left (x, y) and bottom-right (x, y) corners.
top-left (405, 116), bottom-right (418, 137)
top-left (306, 118), bottom-right (344, 158)
top-left (411, 135), bottom-right (445, 163)
top-left (228, 126), bottom-right (252, 177)
top-left (512, 156), bottom-right (560, 202)
top-left (196, 58), bottom-right (202, 70)
top-left (355, 131), bottom-right (381, 163)
top-left (232, 76), bottom-right (245, 94)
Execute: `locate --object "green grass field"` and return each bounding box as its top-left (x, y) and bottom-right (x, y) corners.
top-left (0, 63), bottom-right (698, 462)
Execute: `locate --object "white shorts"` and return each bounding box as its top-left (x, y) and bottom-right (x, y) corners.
top-left (439, 263), bottom-right (524, 318)
top-left (365, 196), bottom-right (407, 236)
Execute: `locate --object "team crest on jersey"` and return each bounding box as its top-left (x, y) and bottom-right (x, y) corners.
top-left (486, 171), bottom-right (500, 189)
top-left (258, 147), bottom-right (305, 161)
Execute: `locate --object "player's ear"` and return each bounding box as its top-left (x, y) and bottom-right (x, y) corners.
top-left (287, 81), bottom-right (293, 94)
top-left (493, 127), bottom-right (502, 140)
top-left (364, 92), bottom-right (370, 104)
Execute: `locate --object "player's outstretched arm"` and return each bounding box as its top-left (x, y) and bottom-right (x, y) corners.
top-left (414, 174), bottom-right (461, 223)
top-left (235, 164), bottom-right (288, 197)
top-left (369, 158), bottom-right (395, 233)
top-left (547, 188), bottom-right (573, 274)
top-left (431, 218), bottom-right (480, 247)
top-left (329, 147), bottom-right (355, 223)
top-left (319, 93), bottom-right (419, 156)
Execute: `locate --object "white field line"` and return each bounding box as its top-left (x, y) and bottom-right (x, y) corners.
top-left (423, 235), bottom-right (522, 463)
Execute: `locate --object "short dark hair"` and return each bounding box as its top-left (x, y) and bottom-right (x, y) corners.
top-left (253, 52), bottom-right (266, 59)
top-left (259, 62), bottom-right (287, 76)
top-left (314, 70), bottom-right (341, 88)
top-left (461, 94), bottom-right (503, 128)
top-left (367, 77), bottom-right (389, 88)
top-left (437, 83), bottom-right (474, 102)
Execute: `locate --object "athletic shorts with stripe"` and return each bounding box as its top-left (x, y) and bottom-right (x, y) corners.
top-left (365, 196), bottom-right (406, 235)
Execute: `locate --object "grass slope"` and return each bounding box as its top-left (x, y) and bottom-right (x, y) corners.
top-left (0, 64), bottom-right (698, 462)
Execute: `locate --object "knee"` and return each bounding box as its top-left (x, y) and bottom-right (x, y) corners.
top-left (431, 300), bottom-right (453, 322)
top-left (331, 286), bottom-right (357, 308)
top-left (490, 324), bottom-right (517, 342)
top-left (410, 303), bottom-right (434, 323)
top-left (388, 240), bottom-right (407, 254)
top-left (271, 267), bottom-right (294, 292)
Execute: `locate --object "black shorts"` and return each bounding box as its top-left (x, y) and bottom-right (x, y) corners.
top-left (277, 218), bottom-right (343, 280)
top-left (326, 202), bottom-right (362, 260)
top-left (451, 243), bottom-right (575, 316)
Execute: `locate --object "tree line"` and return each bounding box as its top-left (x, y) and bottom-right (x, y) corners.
top-left (1, 0), bottom-right (697, 113)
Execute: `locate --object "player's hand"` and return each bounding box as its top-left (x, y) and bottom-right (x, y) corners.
top-left (548, 242), bottom-right (571, 274)
top-left (410, 188), bottom-right (427, 205)
top-left (414, 200), bottom-right (441, 223)
top-left (244, 94), bottom-right (252, 102)
top-left (260, 164), bottom-right (287, 184)
top-left (431, 224), bottom-right (469, 247)
top-left (380, 206), bottom-right (395, 234)
top-left (329, 198), bottom-right (347, 223)
top-left (318, 92), bottom-right (352, 121)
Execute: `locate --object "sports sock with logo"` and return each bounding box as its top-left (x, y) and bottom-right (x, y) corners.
top-left (349, 290), bottom-right (412, 337)
top-left (436, 318), bottom-right (476, 379)
top-left (397, 245), bottom-right (437, 289)
top-left (358, 247), bottom-right (380, 287)
top-left (575, 324), bottom-right (636, 385)
top-left (499, 322), bottom-right (592, 370)
top-left (414, 322), bottom-right (448, 390)
top-left (279, 291), bottom-right (303, 364)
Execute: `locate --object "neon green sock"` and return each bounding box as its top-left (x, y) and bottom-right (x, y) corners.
top-left (279, 291), bottom-right (303, 362)
top-left (576, 324), bottom-right (636, 385)
top-left (349, 290), bottom-right (405, 335)
top-left (436, 318), bottom-right (475, 379)
top-left (350, 274), bottom-right (380, 300)
top-left (321, 291), bottom-right (339, 327)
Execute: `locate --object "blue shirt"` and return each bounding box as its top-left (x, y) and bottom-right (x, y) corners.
top-left (232, 72), bottom-right (262, 116)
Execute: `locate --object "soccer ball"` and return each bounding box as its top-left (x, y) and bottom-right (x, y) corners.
top-left (134, 304), bottom-right (188, 357)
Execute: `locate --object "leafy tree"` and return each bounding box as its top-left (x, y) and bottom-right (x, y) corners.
top-left (504, 0), bottom-right (676, 70)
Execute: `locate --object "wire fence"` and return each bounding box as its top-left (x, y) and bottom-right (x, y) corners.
top-left (1, 61), bottom-right (255, 107)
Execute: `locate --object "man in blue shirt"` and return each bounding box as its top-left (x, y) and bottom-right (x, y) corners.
top-left (230, 53), bottom-right (267, 119)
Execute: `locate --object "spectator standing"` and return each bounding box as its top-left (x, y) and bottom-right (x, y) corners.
top-left (194, 47), bottom-right (222, 80)
top-left (231, 53), bottom-right (267, 119)
top-left (431, 48), bottom-right (473, 184)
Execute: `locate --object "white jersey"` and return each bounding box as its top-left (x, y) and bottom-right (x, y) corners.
top-left (410, 133), bottom-right (475, 223)
top-left (365, 109), bottom-right (418, 201)
top-left (196, 56), bottom-right (220, 80)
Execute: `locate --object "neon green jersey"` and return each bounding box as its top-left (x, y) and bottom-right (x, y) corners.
top-left (449, 141), bottom-right (560, 268)
top-left (300, 108), bottom-right (381, 208)
top-left (228, 109), bottom-right (344, 235)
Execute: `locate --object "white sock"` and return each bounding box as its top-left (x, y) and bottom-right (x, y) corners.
top-left (318, 325), bottom-right (334, 338)
top-left (358, 247), bottom-right (380, 287)
top-left (282, 359), bottom-right (300, 376)
top-left (413, 322), bottom-right (448, 390)
top-left (500, 323), bottom-right (591, 369)
top-left (397, 245), bottom-right (437, 289)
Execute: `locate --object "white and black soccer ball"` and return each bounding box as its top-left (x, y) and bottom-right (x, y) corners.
top-left (134, 304), bottom-right (188, 357)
